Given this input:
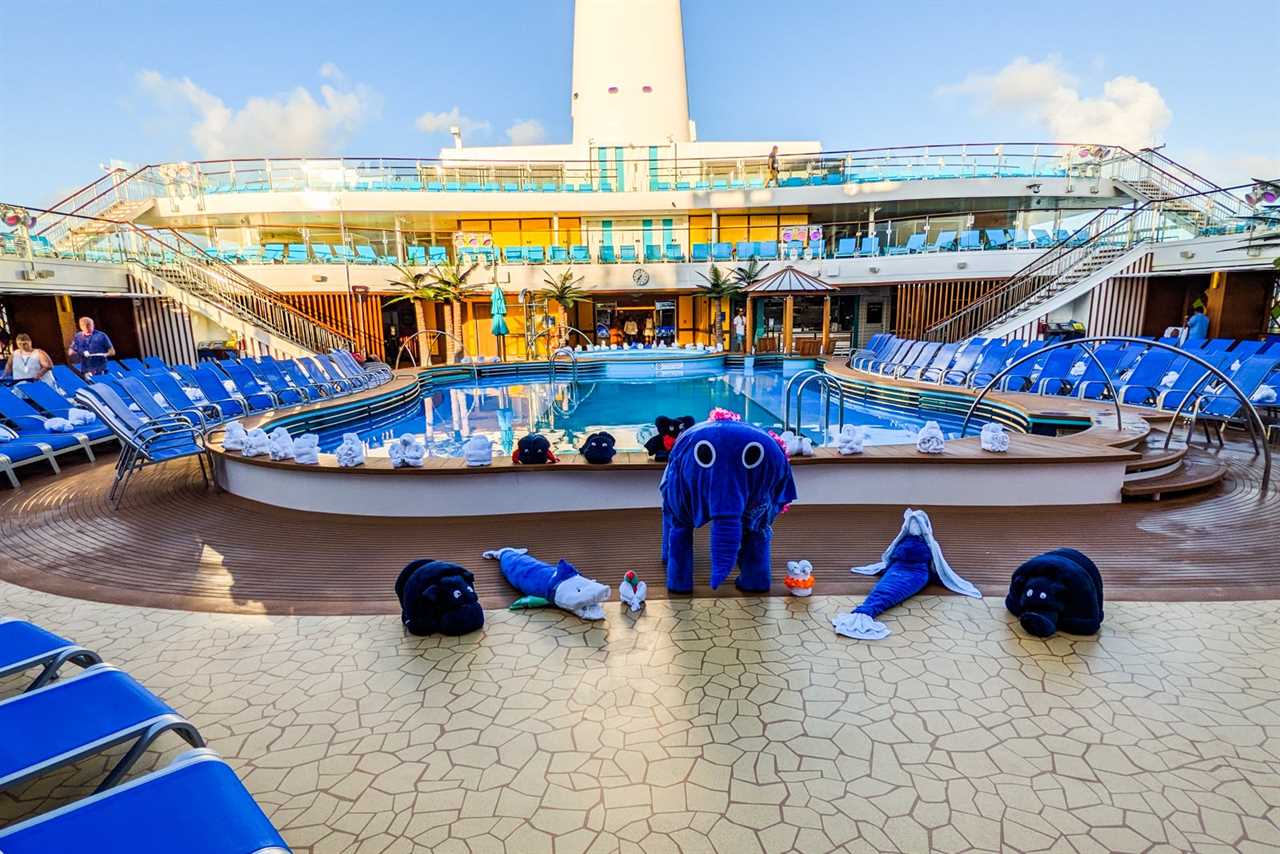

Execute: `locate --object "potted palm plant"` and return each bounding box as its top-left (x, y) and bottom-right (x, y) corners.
top-left (387, 257), bottom-right (479, 364)
top-left (696, 264), bottom-right (745, 348)
top-left (540, 268), bottom-right (586, 349)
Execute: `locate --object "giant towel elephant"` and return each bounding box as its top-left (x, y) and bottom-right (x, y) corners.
top-left (660, 419), bottom-right (797, 593)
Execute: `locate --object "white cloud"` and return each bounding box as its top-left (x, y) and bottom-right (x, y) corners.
top-left (505, 118), bottom-right (547, 146)
top-left (137, 66), bottom-right (378, 158)
top-left (1180, 149), bottom-right (1280, 188)
top-left (415, 107), bottom-right (490, 138)
top-left (939, 56), bottom-right (1172, 151)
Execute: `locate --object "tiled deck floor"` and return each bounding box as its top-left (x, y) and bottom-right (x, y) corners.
top-left (3, 581), bottom-right (1278, 853)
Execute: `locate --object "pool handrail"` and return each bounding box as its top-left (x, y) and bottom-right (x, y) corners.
top-left (783, 369), bottom-right (846, 440)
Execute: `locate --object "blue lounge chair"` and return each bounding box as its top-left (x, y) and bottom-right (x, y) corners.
top-left (875, 341), bottom-right (928, 376)
top-left (121, 358), bottom-right (146, 372)
top-left (1193, 356), bottom-right (1280, 443)
top-left (14, 381), bottom-right (114, 444)
top-left (994, 342), bottom-right (1055, 391)
top-left (711, 243), bottom-right (733, 262)
top-left (188, 366), bottom-right (252, 417)
top-left (926, 231), bottom-right (957, 252)
top-left (850, 335), bottom-right (898, 370)
top-left (217, 361), bottom-right (281, 408)
top-left (887, 234), bottom-right (926, 255)
top-left (49, 365), bottom-right (91, 397)
top-left (0, 387), bottom-right (98, 474)
top-left (1032, 347), bottom-right (1116, 395)
top-left (261, 244), bottom-right (285, 263)
top-left (904, 342), bottom-right (957, 380)
top-left (1226, 340), bottom-right (1266, 361)
top-left (240, 360), bottom-right (305, 405)
top-left (957, 231), bottom-right (982, 251)
top-left (105, 361), bottom-right (129, 376)
top-left (862, 339), bottom-right (916, 373)
top-left (1053, 346), bottom-right (1128, 398)
top-left (1009, 230), bottom-right (1034, 249)
top-left (737, 241), bottom-right (757, 260)
top-left (0, 664), bottom-right (204, 795)
top-left (896, 342), bottom-right (944, 379)
top-left (691, 243), bottom-right (710, 262)
top-left (310, 354), bottom-right (366, 391)
top-left (549, 245), bottom-right (570, 263)
top-left (618, 245), bottom-right (638, 263)
top-left (428, 246), bottom-right (448, 264)
top-left (331, 349), bottom-right (391, 386)
top-left (570, 245), bottom-right (590, 263)
top-left (0, 619), bottom-right (101, 693)
top-left (666, 243), bottom-right (686, 262)
top-left (599, 245), bottom-right (617, 263)
top-left (285, 244), bottom-right (308, 263)
top-left (502, 246), bottom-right (524, 264)
top-left (0, 749), bottom-right (290, 854)
top-left (808, 238), bottom-right (826, 259)
top-left (644, 244), bottom-right (663, 263)
top-left (145, 370), bottom-right (229, 421)
top-left (1154, 352), bottom-right (1234, 412)
top-left (525, 246), bottom-right (545, 264)
top-left (108, 375), bottom-right (208, 430)
top-left (1031, 230), bottom-right (1055, 249)
top-left (948, 339), bottom-right (1011, 386)
top-left (834, 238), bottom-right (857, 259)
top-left (1112, 349), bottom-right (1179, 405)
top-left (985, 229), bottom-right (1011, 250)
top-left (922, 338), bottom-right (987, 383)
top-left (278, 359), bottom-right (341, 398)
top-left (857, 237), bottom-right (881, 257)
top-left (405, 246), bottom-right (426, 265)
top-left (333, 245), bottom-right (356, 264)
top-left (756, 242), bottom-right (778, 261)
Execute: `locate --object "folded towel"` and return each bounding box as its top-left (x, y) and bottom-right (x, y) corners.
top-left (463, 435), bottom-right (493, 466)
top-left (241, 428), bottom-right (270, 457)
top-left (153, 393), bottom-right (167, 406)
top-left (67, 407), bottom-right (96, 426)
top-left (1252, 385), bottom-right (1276, 404)
top-left (43, 417), bottom-right (74, 433)
top-left (778, 430), bottom-right (814, 457)
top-left (915, 421), bottom-right (946, 454)
top-left (980, 422), bottom-right (1010, 452)
top-left (1068, 361), bottom-right (1086, 377)
top-left (222, 421), bottom-right (248, 450)
top-left (829, 424), bottom-right (866, 455)
top-left (268, 427), bottom-right (295, 461)
top-left (0, 425), bottom-right (16, 442)
top-left (222, 380), bottom-right (237, 394)
top-left (185, 387), bottom-right (208, 404)
top-left (388, 433), bottom-right (426, 468)
top-left (293, 433), bottom-right (321, 464)
top-left (335, 433), bottom-right (365, 467)
top-left (1159, 371), bottom-right (1179, 388)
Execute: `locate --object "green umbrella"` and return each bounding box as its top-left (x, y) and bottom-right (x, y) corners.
top-left (490, 285), bottom-right (509, 336)
top-left (753, 301), bottom-right (766, 340)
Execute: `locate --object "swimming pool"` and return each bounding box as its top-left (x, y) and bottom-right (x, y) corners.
top-left (315, 367), bottom-right (969, 458)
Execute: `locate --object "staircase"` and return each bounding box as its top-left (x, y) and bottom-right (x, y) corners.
top-left (57, 198), bottom-right (154, 247)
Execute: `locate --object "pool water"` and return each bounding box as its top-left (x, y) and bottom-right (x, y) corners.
top-left (318, 368), bottom-right (964, 458)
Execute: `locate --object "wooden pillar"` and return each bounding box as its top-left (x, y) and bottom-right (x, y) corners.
top-left (783, 295), bottom-right (795, 354)
top-left (1205, 271), bottom-right (1227, 339)
top-left (820, 294), bottom-right (831, 355)
top-left (744, 295), bottom-right (754, 354)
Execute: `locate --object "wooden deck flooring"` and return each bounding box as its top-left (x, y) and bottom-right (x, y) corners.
top-left (1, 437), bottom-right (1276, 615)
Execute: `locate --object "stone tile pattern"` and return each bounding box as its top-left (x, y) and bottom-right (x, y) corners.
top-left (3, 582), bottom-right (1279, 853)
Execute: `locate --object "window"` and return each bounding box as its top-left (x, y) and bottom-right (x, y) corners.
top-left (867, 301), bottom-right (884, 325)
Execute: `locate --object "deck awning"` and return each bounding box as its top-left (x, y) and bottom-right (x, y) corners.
top-left (743, 266), bottom-right (836, 294)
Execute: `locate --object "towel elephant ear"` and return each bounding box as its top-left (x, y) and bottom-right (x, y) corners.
top-left (676, 416), bottom-right (696, 431)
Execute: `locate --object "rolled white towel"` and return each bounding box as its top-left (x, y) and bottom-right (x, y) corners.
top-left (0, 425), bottom-right (17, 442)
top-left (43, 417), bottom-right (75, 433)
top-left (387, 433), bottom-right (426, 468)
top-left (1252, 385), bottom-right (1276, 404)
top-left (241, 428), bottom-right (270, 457)
top-left (222, 421), bottom-right (248, 450)
top-left (915, 421), bottom-right (946, 454)
top-left (829, 424), bottom-right (866, 455)
top-left (1159, 371), bottom-right (1179, 388)
top-left (222, 380), bottom-right (237, 394)
top-left (268, 427), bottom-right (295, 461)
top-left (980, 422), bottom-right (1010, 453)
top-left (1068, 361), bottom-right (1086, 377)
top-left (463, 434), bottom-right (493, 466)
top-left (335, 433), bottom-right (365, 467)
top-left (186, 387), bottom-right (208, 404)
top-left (293, 434), bottom-right (320, 464)
top-left (67, 407), bottom-right (96, 426)
top-left (832, 612), bottom-right (891, 640)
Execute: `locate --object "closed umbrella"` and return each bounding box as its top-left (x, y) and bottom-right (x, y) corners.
top-left (490, 285), bottom-right (509, 358)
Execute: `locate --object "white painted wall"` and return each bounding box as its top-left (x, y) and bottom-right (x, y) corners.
top-left (0, 258), bottom-right (131, 295)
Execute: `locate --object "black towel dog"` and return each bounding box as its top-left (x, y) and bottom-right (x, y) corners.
top-left (579, 431), bottom-right (616, 464)
top-left (1005, 548), bottom-right (1104, 637)
top-left (644, 415), bottom-right (695, 462)
top-left (513, 433), bottom-right (557, 464)
top-left (395, 560), bottom-right (484, 636)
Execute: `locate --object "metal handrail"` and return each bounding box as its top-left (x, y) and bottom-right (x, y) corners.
top-left (528, 326), bottom-right (593, 359)
top-left (394, 329), bottom-right (473, 375)
top-left (783, 369), bottom-right (846, 438)
top-left (549, 347), bottom-right (579, 385)
top-left (958, 336), bottom-right (1270, 490)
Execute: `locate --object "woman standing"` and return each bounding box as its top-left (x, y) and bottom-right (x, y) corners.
top-left (643, 316), bottom-right (655, 347)
top-left (2, 333), bottom-right (55, 386)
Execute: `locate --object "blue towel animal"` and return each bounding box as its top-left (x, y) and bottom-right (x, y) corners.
top-left (833, 509), bottom-right (981, 640)
top-left (483, 547), bottom-right (610, 620)
top-left (1005, 548), bottom-right (1103, 637)
top-left (394, 560), bottom-right (484, 636)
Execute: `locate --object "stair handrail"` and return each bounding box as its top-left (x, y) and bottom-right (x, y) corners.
top-left (35, 165), bottom-right (161, 245)
top-left (958, 336), bottom-right (1270, 491)
top-left (1107, 149), bottom-right (1249, 221)
top-left (923, 183), bottom-right (1253, 342)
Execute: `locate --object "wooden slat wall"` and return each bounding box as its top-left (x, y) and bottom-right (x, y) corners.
top-left (127, 273), bottom-right (199, 366)
top-left (1087, 252), bottom-right (1153, 338)
top-left (279, 293), bottom-right (385, 359)
top-left (892, 278), bottom-right (1006, 339)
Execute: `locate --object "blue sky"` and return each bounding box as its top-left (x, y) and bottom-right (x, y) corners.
top-left (1, 0), bottom-right (1275, 205)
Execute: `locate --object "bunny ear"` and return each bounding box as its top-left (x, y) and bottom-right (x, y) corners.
top-left (787, 561), bottom-right (798, 571)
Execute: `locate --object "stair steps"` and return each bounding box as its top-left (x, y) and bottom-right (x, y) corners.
top-left (1122, 456), bottom-right (1229, 500)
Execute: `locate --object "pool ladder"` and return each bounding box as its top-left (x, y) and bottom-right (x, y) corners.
top-left (783, 369), bottom-right (846, 439)
top-left (549, 346), bottom-right (579, 385)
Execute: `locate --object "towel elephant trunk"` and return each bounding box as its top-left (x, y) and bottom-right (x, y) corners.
top-left (1019, 609), bottom-right (1059, 638)
top-left (709, 516), bottom-right (743, 589)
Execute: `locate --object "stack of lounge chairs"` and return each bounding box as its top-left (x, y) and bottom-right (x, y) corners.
top-left (0, 617), bottom-right (290, 852)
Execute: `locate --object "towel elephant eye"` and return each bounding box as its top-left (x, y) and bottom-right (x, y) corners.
top-left (694, 440), bottom-right (716, 468)
top-left (1038, 591), bottom-right (1047, 599)
top-left (741, 441), bottom-right (764, 469)
top-left (1025, 588), bottom-right (1034, 597)
top-left (453, 589), bottom-right (462, 599)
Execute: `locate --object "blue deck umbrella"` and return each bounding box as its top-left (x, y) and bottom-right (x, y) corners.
top-left (490, 285), bottom-right (509, 360)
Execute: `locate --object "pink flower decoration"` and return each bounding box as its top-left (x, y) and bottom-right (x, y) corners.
top-left (779, 504), bottom-right (790, 514)
top-left (709, 407), bottom-right (741, 422)
top-left (768, 431), bottom-right (790, 456)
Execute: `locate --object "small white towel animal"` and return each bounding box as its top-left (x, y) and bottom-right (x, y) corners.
top-left (43, 417), bottom-right (74, 433)
top-left (292, 434), bottom-right (320, 464)
top-left (222, 421), bottom-right (248, 450)
top-left (241, 428), bottom-right (270, 457)
top-left (1252, 385), bottom-right (1276, 404)
top-left (915, 421), bottom-right (946, 454)
top-left (67, 407), bottom-right (96, 426)
top-left (619, 571), bottom-right (647, 612)
top-left (388, 433), bottom-right (426, 468)
top-left (268, 427), bottom-right (295, 461)
top-left (1068, 361), bottom-right (1086, 377)
top-left (1159, 371), bottom-right (1179, 388)
top-left (829, 424), bottom-right (866, 455)
top-left (463, 435), bottom-right (493, 466)
top-left (980, 422), bottom-right (1010, 453)
top-left (335, 433), bottom-right (365, 467)
top-left (785, 560), bottom-right (814, 597)
top-left (779, 430), bottom-right (815, 457)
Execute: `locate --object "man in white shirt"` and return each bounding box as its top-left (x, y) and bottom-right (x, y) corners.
top-left (732, 308), bottom-right (747, 351)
